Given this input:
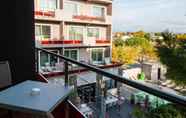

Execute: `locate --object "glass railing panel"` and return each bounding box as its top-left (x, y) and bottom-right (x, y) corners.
top-left (36, 48), bottom-right (186, 118)
top-left (100, 78), bottom-right (186, 118)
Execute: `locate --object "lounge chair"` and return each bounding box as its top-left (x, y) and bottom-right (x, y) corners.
top-left (174, 86), bottom-right (184, 91)
top-left (0, 61), bottom-right (12, 89)
top-left (180, 87), bottom-right (186, 93)
top-left (167, 82), bottom-right (176, 88)
top-left (0, 61), bottom-right (12, 117)
top-left (161, 80), bottom-right (172, 86)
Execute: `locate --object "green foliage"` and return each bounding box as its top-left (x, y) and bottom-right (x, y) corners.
top-left (157, 30), bottom-right (186, 86)
top-left (112, 37), bottom-right (157, 65)
top-left (148, 104), bottom-right (186, 118)
top-left (144, 33), bottom-right (151, 40)
top-left (132, 106), bottom-right (146, 118)
top-left (113, 38), bottom-right (125, 47)
top-left (125, 37), bottom-right (150, 47)
top-left (125, 37), bottom-right (158, 64)
top-left (131, 104), bottom-right (186, 118)
top-left (112, 45), bottom-right (137, 64)
top-left (161, 30), bottom-right (177, 49)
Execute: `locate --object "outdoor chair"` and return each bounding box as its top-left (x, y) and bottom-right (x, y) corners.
top-left (0, 61), bottom-right (12, 118)
top-left (180, 87), bottom-right (186, 93)
top-left (104, 58), bottom-right (110, 65)
top-left (174, 86), bottom-right (184, 91)
top-left (161, 80), bottom-right (172, 86)
top-left (0, 61), bottom-right (12, 90)
top-left (166, 82), bottom-right (176, 88)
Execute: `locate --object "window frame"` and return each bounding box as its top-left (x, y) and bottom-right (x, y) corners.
top-left (64, 1), bottom-right (80, 16)
top-left (35, 24), bottom-right (51, 40)
top-left (63, 49), bottom-right (79, 61)
top-left (68, 25), bottom-right (84, 41)
top-left (91, 5), bottom-right (106, 18)
top-left (38, 0), bottom-right (58, 11)
top-left (87, 27), bottom-right (100, 39)
top-left (39, 50), bottom-right (60, 70)
top-left (90, 48), bottom-right (105, 64)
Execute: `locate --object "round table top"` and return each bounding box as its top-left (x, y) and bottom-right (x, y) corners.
top-left (81, 103), bottom-right (88, 108)
top-left (120, 96), bottom-right (125, 100)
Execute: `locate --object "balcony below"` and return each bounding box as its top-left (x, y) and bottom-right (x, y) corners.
top-left (36, 39), bottom-right (111, 48)
top-left (39, 62), bottom-right (122, 78)
top-left (35, 10), bottom-right (112, 25)
top-left (41, 40), bottom-right (83, 45)
top-left (87, 0), bottom-right (112, 4)
top-left (96, 39), bottom-right (111, 44)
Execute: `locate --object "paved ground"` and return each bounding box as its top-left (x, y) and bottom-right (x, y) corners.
top-left (87, 99), bottom-right (134, 118)
top-left (106, 100), bottom-right (134, 118)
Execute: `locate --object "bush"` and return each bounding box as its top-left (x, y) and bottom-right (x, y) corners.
top-left (148, 104), bottom-right (186, 118)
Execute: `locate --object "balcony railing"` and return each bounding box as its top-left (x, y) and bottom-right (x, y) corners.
top-left (96, 39), bottom-right (110, 44)
top-left (73, 15), bottom-right (105, 22)
top-left (35, 11), bottom-right (55, 17)
top-left (40, 40), bottom-right (82, 44)
top-left (35, 47), bottom-right (186, 118)
top-left (36, 39), bottom-right (111, 46)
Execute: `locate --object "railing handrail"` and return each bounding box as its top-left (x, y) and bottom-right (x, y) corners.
top-left (36, 47), bottom-right (186, 106)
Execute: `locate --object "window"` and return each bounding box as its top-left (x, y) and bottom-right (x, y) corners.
top-left (91, 49), bottom-right (104, 63)
top-left (64, 49), bottom-right (78, 60)
top-left (92, 6), bottom-right (105, 17)
top-left (35, 25), bottom-right (51, 39)
top-left (87, 28), bottom-right (99, 38)
top-left (39, 0), bottom-right (57, 11)
top-left (69, 26), bottom-right (83, 40)
top-left (64, 2), bottom-right (78, 15)
top-left (40, 50), bottom-right (59, 67)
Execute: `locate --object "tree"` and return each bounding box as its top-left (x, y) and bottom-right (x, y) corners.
top-left (125, 37), bottom-right (158, 65)
top-left (133, 30), bottom-right (146, 38)
top-left (122, 46), bottom-right (139, 64)
top-left (161, 30), bottom-right (177, 49)
top-left (144, 33), bottom-right (151, 40)
top-left (112, 37), bottom-right (157, 65)
top-left (157, 30), bottom-right (186, 86)
top-left (113, 37), bottom-right (125, 47)
top-left (148, 104), bottom-right (186, 118)
top-left (112, 45), bottom-right (125, 63)
top-left (112, 42), bottom-right (139, 64)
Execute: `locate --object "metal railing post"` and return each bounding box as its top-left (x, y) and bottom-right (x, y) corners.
top-left (64, 61), bottom-right (69, 87)
top-left (35, 50), bottom-right (39, 73)
top-left (35, 48), bottom-right (186, 106)
top-left (96, 74), bottom-right (106, 118)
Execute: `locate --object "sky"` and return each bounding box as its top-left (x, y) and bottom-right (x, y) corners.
top-left (112, 0), bottom-right (186, 33)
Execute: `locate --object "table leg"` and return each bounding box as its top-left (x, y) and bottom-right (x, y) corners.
top-left (8, 110), bottom-right (13, 118)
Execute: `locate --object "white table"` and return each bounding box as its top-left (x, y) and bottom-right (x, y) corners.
top-left (79, 104), bottom-right (93, 117)
top-left (0, 80), bottom-right (73, 116)
top-left (118, 96), bottom-right (125, 105)
top-left (105, 96), bottom-right (118, 107)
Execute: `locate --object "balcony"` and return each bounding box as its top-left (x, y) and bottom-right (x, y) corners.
top-left (96, 39), bottom-right (111, 44)
top-left (62, 13), bottom-right (112, 25)
top-left (39, 61), bottom-right (122, 78)
top-left (36, 39), bottom-right (111, 48)
top-left (87, 0), bottom-right (112, 4)
top-left (41, 40), bottom-right (83, 45)
top-left (35, 11), bottom-right (55, 17)
top-left (35, 48), bottom-right (186, 118)
top-left (72, 15), bottom-right (105, 22)
top-left (34, 9), bottom-right (63, 21)
top-left (0, 48), bottom-right (185, 118)
top-left (35, 9), bottom-right (112, 25)
top-left (35, 39), bottom-right (83, 48)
